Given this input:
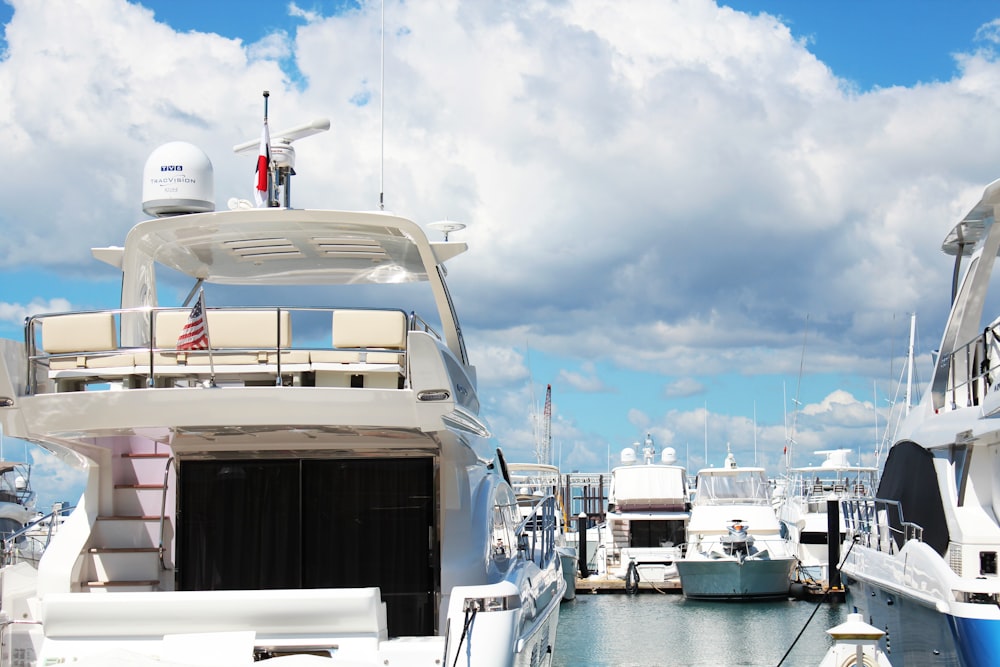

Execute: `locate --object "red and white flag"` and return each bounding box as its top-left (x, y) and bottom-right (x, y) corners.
top-left (177, 292), bottom-right (210, 351)
top-left (254, 121), bottom-right (271, 207)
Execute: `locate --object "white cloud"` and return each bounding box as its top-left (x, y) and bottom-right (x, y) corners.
top-left (0, 298), bottom-right (73, 325)
top-left (556, 362), bottom-right (609, 393)
top-left (975, 19), bottom-right (1000, 45)
top-left (246, 32), bottom-right (292, 62)
top-left (1, 0), bottom-right (998, 485)
top-left (664, 377), bottom-right (706, 398)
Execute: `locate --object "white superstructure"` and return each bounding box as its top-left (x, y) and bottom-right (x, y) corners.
top-left (599, 436), bottom-right (689, 588)
top-left (0, 118), bottom-right (564, 667)
top-left (774, 449), bottom-right (877, 587)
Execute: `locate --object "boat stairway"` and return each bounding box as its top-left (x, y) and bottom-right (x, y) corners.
top-left (81, 447), bottom-right (173, 592)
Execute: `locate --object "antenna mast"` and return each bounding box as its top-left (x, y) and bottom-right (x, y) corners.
top-left (263, 91), bottom-right (272, 207)
top-left (905, 312), bottom-right (916, 415)
top-left (233, 109), bottom-right (330, 208)
top-left (379, 0), bottom-right (385, 210)
top-left (786, 315), bottom-right (809, 471)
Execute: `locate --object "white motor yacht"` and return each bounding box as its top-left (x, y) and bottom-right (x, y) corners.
top-left (600, 435), bottom-right (689, 589)
top-left (676, 448), bottom-right (795, 600)
top-left (774, 449), bottom-right (877, 589)
top-left (839, 178), bottom-right (1000, 666)
top-left (0, 115), bottom-right (564, 666)
top-left (0, 460), bottom-right (39, 565)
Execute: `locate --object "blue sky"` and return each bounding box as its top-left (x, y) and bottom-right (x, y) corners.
top-left (1, 0), bottom-right (1000, 509)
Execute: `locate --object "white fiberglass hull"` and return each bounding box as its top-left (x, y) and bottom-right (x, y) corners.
top-left (5, 582), bottom-right (563, 667)
top-left (841, 540), bottom-right (1000, 667)
top-left (675, 557), bottom-right (794, 600)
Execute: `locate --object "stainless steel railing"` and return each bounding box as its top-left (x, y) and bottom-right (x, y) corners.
top-left (841, 497), bottom-right (923, 555)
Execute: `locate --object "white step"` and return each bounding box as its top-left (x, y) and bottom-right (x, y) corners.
top-left (93, 517), bottom-right (170, 548)
top-left (85, 549), bottom-right (160, 582)
top-left (82, 580), bottom-right (159, 593)
top-left (113, 486), bottom-right (167, 517)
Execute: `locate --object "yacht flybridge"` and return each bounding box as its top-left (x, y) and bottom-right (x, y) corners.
top-left (0, 116), bottom-right (564, 666)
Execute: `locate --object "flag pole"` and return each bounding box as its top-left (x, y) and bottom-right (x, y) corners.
top-left (202, 290), bottom-right (216, 388)
top-left (263, 90), bottom-right (271, 206)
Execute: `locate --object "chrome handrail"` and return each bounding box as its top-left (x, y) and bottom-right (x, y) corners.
top-left (0, 504), bottom-right (75, 566)
top-left (158, 456), bottom-right (174, 571)
top-left (515, 494), bottom-right (558, 568)
top-left (841, 497), bottom-right (923, 555)
top-left (943, 321), bottom-right (1000, 410)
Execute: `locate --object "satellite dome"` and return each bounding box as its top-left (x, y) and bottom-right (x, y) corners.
top-left (142, 141), bottom-right (215, 217)
top-left (620, 447), bottom-right (637, 464)
top-left (661, 447), bottom-right (677, 465)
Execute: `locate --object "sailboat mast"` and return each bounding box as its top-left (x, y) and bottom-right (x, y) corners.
top-left (905, 312), bottom-right (916, 415)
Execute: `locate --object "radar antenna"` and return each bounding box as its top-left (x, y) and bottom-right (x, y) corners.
top-left (428, 220), bottom-right (466, 241)
top-left (234, 99), bottom-right (330, 208)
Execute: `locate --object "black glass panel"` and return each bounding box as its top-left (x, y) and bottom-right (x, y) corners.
top-left (177, 457), bottom-right (436, 637)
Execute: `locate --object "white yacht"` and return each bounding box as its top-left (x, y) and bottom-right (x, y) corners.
top-left (0, 116), bottom-right (564, 666)
top-left (840, 178), bottom-right (1000, 666)
top-left (0, 460), bottom-right (39, 564)
top-left (675, 449), bottom-right (795, 599)
top-left (599, 436), bottom-right (688, 589)
top-left (774, 449), bottom-right (877, 588)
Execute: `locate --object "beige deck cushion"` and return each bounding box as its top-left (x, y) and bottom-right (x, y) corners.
top-left (42, 313), bottom-right (133, 371)
top-left (148, 309), bottom-right (297, 366)
top-left (311, 310), bottom-right (407, 365)
top-left (42, 313), bottom-right (117, 354)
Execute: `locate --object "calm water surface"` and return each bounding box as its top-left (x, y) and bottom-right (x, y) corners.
top-left (553, 593), bottom-right (844, 667)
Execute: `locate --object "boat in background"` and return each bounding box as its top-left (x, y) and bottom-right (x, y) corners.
top-left (599, 435), bottom-right (688, 590)
top-left (0, 109), bottom-right (564, 666)
top-left (774, 448), bottom-right (877, 591)
top-left (676, 447), bottom-right (795, 600)
top-left (0, 460), bottom-right (39, 564)
top-left (840, 178), bottom-right (1000, 666)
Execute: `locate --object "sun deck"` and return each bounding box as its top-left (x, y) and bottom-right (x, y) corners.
top-left (29, 306), bottom-right (418, 394)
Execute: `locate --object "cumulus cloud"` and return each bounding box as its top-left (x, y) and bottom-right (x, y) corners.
top-left (556, 362), bottom-right (610, 393)
top-left (0, 0), bottom-right (997, 488)
top-left (664, 377), bottom-right (706, 398)
top-left (0, 298), bottom-right (73, 325)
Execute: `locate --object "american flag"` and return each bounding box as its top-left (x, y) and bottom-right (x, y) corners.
top-left (177, 293), bottom-right (209, 351)
top-left (254, 120), bottom-right (271, 207)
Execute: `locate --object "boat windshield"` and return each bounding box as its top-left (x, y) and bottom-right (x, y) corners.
top-left (694, 470), bottom-right (771, 506)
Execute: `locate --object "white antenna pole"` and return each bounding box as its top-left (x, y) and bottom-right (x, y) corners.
top-left (871, 380), bottom-right (877, 464)
top-left (379, 0), bottom-right (385, 210)
top-left (753, 401), bottom-right (757, 466)
top-left (905, 312), bottom-right (916, 415)
top-left (703, 402), bottom-right (708, 467)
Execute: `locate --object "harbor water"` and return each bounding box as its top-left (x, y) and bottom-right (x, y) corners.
top-left (553, 594), bottom-right (844, 667)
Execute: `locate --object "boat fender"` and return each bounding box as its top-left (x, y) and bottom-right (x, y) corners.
top-left (625, 561), bottom-right (639, 594)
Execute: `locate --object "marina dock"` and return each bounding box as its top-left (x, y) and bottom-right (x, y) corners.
top-left (576, 574), bottom-right (682, 594)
